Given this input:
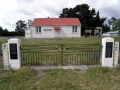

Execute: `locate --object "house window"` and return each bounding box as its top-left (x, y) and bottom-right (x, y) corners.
top-left (35, 26), bottom-right (41, 33)
top-left (72, 26), bottom-right (77, 33)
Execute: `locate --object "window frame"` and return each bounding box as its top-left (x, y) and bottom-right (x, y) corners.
top-left (35, 26), bottom-right (41, 33)
top-left (72, 26), bottom-right (78, 33)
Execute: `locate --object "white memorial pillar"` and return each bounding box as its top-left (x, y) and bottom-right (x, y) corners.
top-left (2, 43), bottom-right (9, 70)
top-left (102, 37), bottom-right (114, 67)
top-left (8, 38), bottom-right (21, 70)
top-left (113, 42), bottom-right (119, 66)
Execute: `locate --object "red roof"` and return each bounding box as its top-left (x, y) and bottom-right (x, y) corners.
top-left (32, 18), bottom-right (81, 26)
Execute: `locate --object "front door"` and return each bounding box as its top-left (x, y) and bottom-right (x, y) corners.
top-left (54, 30), bottom-right (60, 37)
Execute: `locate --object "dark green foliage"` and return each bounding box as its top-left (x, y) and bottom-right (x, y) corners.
top-left (102, 23), bottom-right (110, 33)
top-left (0, 21), bottom-right (26, 36)
top-left (0, 26), bottom-right (3, 32)
top-left (59, 4), bottom-right (106, 35)
top-left (112, 18), bottom-right (120, 33)
top-left (15, 20), bottom-right (27, 32)
top-left (15, 20), bottom-right (27, 36)
top-left (108, 17), bottom-right (117, 29)
top-left (0, 27), bottom-right (10, 36)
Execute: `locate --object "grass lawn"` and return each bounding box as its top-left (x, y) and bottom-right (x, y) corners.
top-left (0, 37), bottom-right (120, 65)
top-left (0, 66), bottom-right (120, 90)
top-left (0, 36), bottom-right (120, 45)
top-left (0, 37), bottom-right (120, 89)
top-left (0, 37), bottom-right (105, 46)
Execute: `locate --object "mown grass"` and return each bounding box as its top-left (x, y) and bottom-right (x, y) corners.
top-left (0, 37), bottom-right (103, 66)
top-left (0, 37), bottom-right (119, 66)
top-left (0, 36), bottom-right (120, 45)
top-left (0, 37), bottom-right (120, 89)
top-left (0, 66), bottom-right (120, 90)
top-left (0, 37), bottom-right (102, 46)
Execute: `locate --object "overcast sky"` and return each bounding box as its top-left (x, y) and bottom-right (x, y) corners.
top-left (0, 0), bottom-right (120, 31)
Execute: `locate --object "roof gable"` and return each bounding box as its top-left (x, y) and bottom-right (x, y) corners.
top-left (32, 18), bottom-right (81, 26)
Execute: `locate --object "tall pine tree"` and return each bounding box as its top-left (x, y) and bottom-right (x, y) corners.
top-left (59, 4), bottom-right (106, 35)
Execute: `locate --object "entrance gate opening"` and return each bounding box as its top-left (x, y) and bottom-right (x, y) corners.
top-left (20, 44), bottom-right (102, 66)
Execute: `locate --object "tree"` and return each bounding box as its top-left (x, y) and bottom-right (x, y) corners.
top-left (15, 20), bottom-right (27, 36)
top-left (2, 28), bottom-right (9, 36)
top-left (0, 26), bottom-right (3, 31)
top-left (59, 4), bottom-right (106, 35)
top-left (27, 20), bottom-right (32, 27)
top-left (4, 28), bottom-right (8, 32)
top-left (102, 24), bottom-right (110, 33)
top-left (0, 26), bottom-right (19, 36)
top-left (112, 18), bottom-right (120, 33)
top-left (0, 26), bottom-right (3, 36)
top-left (108, 17), bottom-right (117, 29)
top-left (116, 18), bottom-right (120, 29)
top-left (15, 20), bottom-right (27, 32)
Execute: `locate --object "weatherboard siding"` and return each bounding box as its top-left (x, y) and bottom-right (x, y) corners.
top-left (33, 26), bottom-right (54, 38)
top-left (60, 26), bottom-right (81, 37)
top-left (26, 25), bottom-right (81, 38)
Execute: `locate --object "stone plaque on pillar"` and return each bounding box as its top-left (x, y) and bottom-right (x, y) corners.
top-left (9, 43), bottom-right (18, 59)
top-left (105, 42), bottom-right (113, 58)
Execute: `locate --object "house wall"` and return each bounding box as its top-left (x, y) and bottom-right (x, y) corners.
top-left (29, 25), bottom-right (81, 38)
top-left (59, 26), bottom-right (81, 37)
top-left (33, 26), bottom-right (54, 38)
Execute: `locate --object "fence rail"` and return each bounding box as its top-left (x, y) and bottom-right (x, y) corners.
top-left (20, 44), bottom-right (102, 66)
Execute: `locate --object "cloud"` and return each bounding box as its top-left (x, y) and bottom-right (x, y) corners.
top-left (17, 0), bottom-right (34, 3)
top-left (0, 0), bottom-right (120, 31)
top-left (97, 0), bottom-right (120, 22)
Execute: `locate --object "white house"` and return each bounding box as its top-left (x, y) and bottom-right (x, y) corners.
top-left (25, 18), bottom-right (81, 38)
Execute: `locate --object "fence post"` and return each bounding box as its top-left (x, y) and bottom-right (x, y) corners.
top-left (8, 38), bottom-right (21, 70)
top-left (102, 37), bottom-right (114, 67)
top-left (113, 42), bottom-right (119, 66)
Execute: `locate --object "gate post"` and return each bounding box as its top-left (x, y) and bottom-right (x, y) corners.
top-left (8, 38), bottom-right (21, 70)
top-left (102, 37), bottom-right (114, 67)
